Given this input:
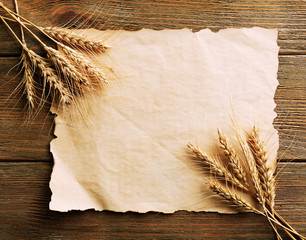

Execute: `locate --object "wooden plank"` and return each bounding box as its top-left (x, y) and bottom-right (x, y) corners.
top-left (274, 55), bottom-right (306, 160)
top-left (0, 0), bottom-right (305, 56)
top-left (0, 162), bottom-right (305, 239)
top-left (0, 57), bottom-right (54, 161)
top-left (0, 55), bottom-right (305, 161)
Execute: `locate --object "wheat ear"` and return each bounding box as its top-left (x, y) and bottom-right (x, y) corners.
top-left (217, 129), bottom-right (249, 189)
top-left (187, 143), bottom-right (248, 191)
top-left (247, 126), bottom-right (276, 209)
top-left (234, 126), bottom-right (265, 204)
top-left (21, 49), bottom-right (35, 111)
top-left (24, 47), bottom-right (72, 105)
top-left (209, 179), bottom-right (263, 215)
top-left (43, 26), bottom-right (110, 54)
top-left (61, 45), bottom-right (108, 89)
top-left (45, 46), bottom-right (90, 89)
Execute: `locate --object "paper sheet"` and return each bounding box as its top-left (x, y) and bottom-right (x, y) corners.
top-left (50, 27), bottom-right (279, 213)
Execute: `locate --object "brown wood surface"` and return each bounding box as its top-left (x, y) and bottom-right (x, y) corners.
top-left (0, 0), bottom-right (305, 239)
top-left (0, 162), bottom-right (305, 240)
top-left (0, 0), bottom-right (305, 56)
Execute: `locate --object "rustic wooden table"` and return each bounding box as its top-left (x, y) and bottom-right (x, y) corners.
top-left (0, 0), bottom-right (305, 239)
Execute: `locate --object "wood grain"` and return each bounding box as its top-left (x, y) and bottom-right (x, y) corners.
top-left (0, 162), bottom-right (305, 240)
top-left (274, 55), bottom-right (306, 160)
top-left (0, 55), bottom-right (305, 161)
top-left (0, 0), bottom-right (305, 56)
top-left (0, 58), bottom-right (54, 161)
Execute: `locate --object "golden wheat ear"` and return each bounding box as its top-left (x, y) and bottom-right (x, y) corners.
top-left (247, 127), bottom-right (276, 209)
top-left (209, 179), bottom-right (263, 215)
top-left (217, 129), bottom-right (249, 189)
top-left (42, 26), bottom-right (110, 54)
top-left (23, 46), bottom-right (72, 105)
top-left (234, 124), bottom-right (266, 205)
top-left (187, 143), bottom-right (249, 191)
top-left (45, 46), bottom-right (89, 87)
top-left (21, 49), bottom-right (36, 112)
top-left (60, 44), bottom-right (108, 89)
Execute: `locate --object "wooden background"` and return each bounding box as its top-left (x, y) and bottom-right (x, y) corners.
top-left (0, 0), bottom-right (305, 239)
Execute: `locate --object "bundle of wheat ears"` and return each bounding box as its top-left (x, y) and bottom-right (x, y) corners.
top-left (0, 1), bottom-right (110, 119)
top-left (188, 125), bottom-right (305, 240)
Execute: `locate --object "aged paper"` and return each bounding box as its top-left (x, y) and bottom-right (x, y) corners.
top-left (50, 27), bottom-right (279, 213)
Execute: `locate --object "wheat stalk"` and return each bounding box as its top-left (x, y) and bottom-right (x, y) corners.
top-left (0, 3), bottom-right (110, 119)
top-left (247, 127), bottom-right (280, 238)
top-left (188, 125), bottom-right (305, 240)
top-left (230, 126), bottom-right (279, 238)
top-left (43, 26), bottom-right (110, 54)
top-left (247, 126), bottom-right (276, 209)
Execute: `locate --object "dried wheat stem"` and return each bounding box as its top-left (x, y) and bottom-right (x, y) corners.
top-left (247, 127), bottom-right (276, 209)
top-left (187, 143), bottom-right (248, 191)
top-left (1, 6), bottom-right (49, 49)
top-left (43, 26), bottom-right (110, 54)
top-left (209, 179), bottom-right (263, 215)
top-left (273, 211), bottom-right (306, 240)
top-left (0, 3), bottom-right (61, 46)
top-left (13, 0), bottom-right (25, 43)
top-left (217, 129), bottom-right (249, 188)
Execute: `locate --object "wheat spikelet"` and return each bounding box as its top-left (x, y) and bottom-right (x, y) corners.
top-left (187, 143), bottom-right (248, 191)
top-left (23, 46), bottom-right (72, 105)
top-left (209, 179), bottom-right (263, 215)
top-left (217, 129), bottom-right (249, 189)
top-left (45, 46), bottom-right (90, 93)
top-left (247, 126), bottom-right (276, 209)
top-left (234, 126), bottom-right (265, 204)
top-left (21, 49), bottom-right (35, 111)
top-left (43, 26), bottom-right (110, 54)
top-left (61, 45), bottom-right (108, 89)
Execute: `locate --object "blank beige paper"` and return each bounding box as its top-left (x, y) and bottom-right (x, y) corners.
top-left (50, 27), bottom-right (279, 213)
